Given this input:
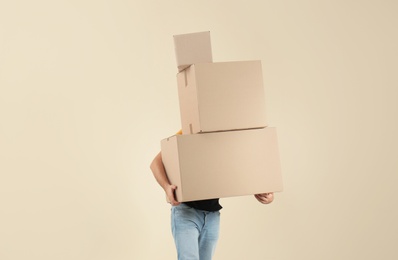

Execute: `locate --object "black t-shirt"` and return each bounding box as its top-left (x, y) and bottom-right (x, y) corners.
top-left (184, 198), bottom-right (222, 212)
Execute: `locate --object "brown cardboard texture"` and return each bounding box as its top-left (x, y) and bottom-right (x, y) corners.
top-left (160, 127), bottom-right (283, 202)
top-left (173, 31), bottom-right (213, 72)
top-left (177, 60), bottom-right (267, 134)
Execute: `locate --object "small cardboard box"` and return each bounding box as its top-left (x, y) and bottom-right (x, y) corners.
top-left (177, 60), bottom-right (267, 134)
top-left (160, 127), bottom-right (283, 202)
top-left (173, 31), bottom-right (213, 72)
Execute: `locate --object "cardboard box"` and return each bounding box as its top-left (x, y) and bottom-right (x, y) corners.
top-left (160, 127), bottom-right (283, 202)
top-left (173, 31), bottom-right (213, 72)
top-left (177, 60), bottom-right (267, 134)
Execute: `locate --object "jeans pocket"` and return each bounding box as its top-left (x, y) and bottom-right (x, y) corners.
top-left (176, 203), bottom-right (192, 210)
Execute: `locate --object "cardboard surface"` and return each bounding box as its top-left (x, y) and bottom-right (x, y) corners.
top-left (160, 127), bottom-right (283, 202)
top-left (177, 60), bottom-right (267, 134)
top-left (173, 31), bottom-right (213, 72)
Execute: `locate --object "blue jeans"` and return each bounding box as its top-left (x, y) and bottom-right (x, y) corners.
top-left (171, 203), bottom-right (220, 260)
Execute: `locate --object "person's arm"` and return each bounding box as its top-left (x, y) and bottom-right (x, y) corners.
top-left (150, 152), bottom-right (181, 206)
top-left (254, 192), bottom-right (274, 204)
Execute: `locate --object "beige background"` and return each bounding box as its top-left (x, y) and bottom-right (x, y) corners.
top-left (1, 0), bottom-right (397, 259)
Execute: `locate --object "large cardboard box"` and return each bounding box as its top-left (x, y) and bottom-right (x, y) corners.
top-left (160, 127), bottom-right (283, 202)
top-left (173, 31), bottom-right (213, 72)
top-left (177, 60), bottom-right (267, 134)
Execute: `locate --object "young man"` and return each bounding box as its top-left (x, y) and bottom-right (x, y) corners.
top-left (150, 133), bottom-right (274, 260)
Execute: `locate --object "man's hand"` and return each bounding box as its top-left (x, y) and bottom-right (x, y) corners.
top-left (254, 192), bottom-right (274, 204)
top-left (165, 184), bottom-right (181, 206)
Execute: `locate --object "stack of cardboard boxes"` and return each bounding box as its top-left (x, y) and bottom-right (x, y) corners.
top-left (160, 31), bottom-right (283, 202)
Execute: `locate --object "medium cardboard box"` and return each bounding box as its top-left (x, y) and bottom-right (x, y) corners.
top-left (160, 127), bottom-right (283, 202)
top-left (177, 60), bottom-right (267, 134)
top-left (173, 31), bottom-right (213, 72)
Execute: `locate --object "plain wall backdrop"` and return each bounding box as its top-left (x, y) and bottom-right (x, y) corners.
top-left (1, 0), bottom-right (397, 259)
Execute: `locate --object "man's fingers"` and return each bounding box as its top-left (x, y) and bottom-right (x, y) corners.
top-left (256, 194), bottom-right (267, 199)
top-left (168, 194), bottom-right (180, 206)
top-left (170, 201), bottom-right (181, 206)
top-left (255, 194), bottom-right (264, 202)
top-left (257, 193), bottom-right (273, 198)
top-left (255, 194), bottom-right (271, 204)
top-left (166, 185), bottom-right (180, 206)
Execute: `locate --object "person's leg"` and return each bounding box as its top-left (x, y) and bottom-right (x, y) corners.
top-left (198, 211), bottom-right (220, 260)
top-left (171, 203), bottom-right (203, 260)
